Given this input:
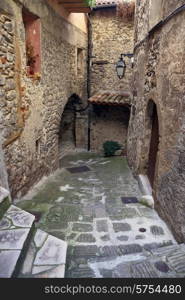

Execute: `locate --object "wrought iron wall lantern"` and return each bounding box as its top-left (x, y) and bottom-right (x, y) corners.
top-left (116, 53), bottom-right (134, 79)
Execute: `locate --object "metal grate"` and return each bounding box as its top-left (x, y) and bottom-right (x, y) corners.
top-left (121, 197), bottom-right (138, 204)
top-left (139, 228), bottom-right (147, 233)
top-left (66, 165), bottom-right (91, 174)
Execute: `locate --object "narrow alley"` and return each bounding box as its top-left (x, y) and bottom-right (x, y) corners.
top-left (1, 0), bottom-right (185, 282)
top-left (15, 152), bottom-right (184, 278)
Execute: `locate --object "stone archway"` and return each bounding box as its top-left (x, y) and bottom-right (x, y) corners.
top-left (58, 94), bottom-right (81, 158)
top-left (147, 100), bottom-right (160, 187)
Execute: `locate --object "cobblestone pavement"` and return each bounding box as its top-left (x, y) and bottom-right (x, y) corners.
top-left (16, 152), bottom-right (179, 278)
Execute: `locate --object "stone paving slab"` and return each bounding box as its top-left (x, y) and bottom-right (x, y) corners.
top-left (0, 250), bottom-right (21, 277)
top-left (96, 219), bottom-right (108, 232)
top-left (113, 222), bottom-right (131, 232)
top-left (4, 205), bottom-right (35, 228)
top-left (71, 245), bottom-right (99, 257)
top-left (34, 234), bottom-right (67, 265)
top-left (0, 205), bottom-right (35, 278)
top-left (76, 234), bottom-right (96, 243)
top-left (0, 228), bottom-right (30, 250)
top-left (19, 229), bottom-right (67, 278)
top-left (16, 153), bottom-right (180, 278)
top-left (87, 243), bottom-right (185, 278)
top-left (72, 223), bottom-right (93, 232)
top-left (32, 265), bottom-right (66, 278)
top-left (34, 229), bottom-right (48, 248)
top-left (167, 250), bottom-right (185, 273)
top-left (131, 261), bottom-right (159, 278)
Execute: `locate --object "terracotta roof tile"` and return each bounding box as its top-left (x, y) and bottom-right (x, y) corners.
top-left (88, 91), bottom-right (131, 105)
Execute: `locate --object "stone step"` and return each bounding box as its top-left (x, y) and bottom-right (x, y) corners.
top-left (0, 186), bottom-right (11, 220)
top-left (19, 229), bottom-right (67, 278)
top-left (0, 205), bottom-right (35, 278)
top-left (138, 174), bottom-right (152, 195)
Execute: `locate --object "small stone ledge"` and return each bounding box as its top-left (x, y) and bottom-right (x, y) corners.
top-left (137, 175), bottom-right (152, 195)
top-left (137, 175), bottom-right (154, 208)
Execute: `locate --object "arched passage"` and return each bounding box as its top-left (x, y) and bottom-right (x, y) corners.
top-left (147, 100), bottom-right (160, 187)
top-left (58, 94), bottom-right (81, 158)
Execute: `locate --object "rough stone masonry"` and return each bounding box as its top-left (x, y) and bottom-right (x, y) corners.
top-left (89, 4), bottom-right (134, 152)
top-left (0, 0), bottom-right (88, 198)
top-left (127, 0), bottom-right (185, 243)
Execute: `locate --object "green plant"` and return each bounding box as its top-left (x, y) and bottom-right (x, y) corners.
top-left (103, 141), bottom-right (122, 157)
top-left (84, 0), bottom-right (96, 7)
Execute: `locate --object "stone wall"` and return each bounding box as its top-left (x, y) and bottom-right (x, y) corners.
top-left (0, 134), bottom-right (9, 191)
top-left (127, 0), bottom-right (185, 242)
top-left (0, 0), bottom-right (88, 198)
top-left (89, 6), bottom-right (133, 153)
top-left (90, 7), bottom-right (134, 95)
top-left (90, 105), bottom-right (130, 152)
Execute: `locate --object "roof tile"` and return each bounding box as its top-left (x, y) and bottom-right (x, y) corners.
top-left (88, 91), bottom-right (131, 105)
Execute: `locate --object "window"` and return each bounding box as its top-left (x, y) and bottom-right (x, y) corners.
top-left (36, 138), bottom-right (41, 156)
top-left (77, 48), bottom-right (84, 75)
top-left (22, 8), bottom-right (41, 75)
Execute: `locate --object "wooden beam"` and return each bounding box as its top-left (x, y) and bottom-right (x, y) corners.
top-left (66, 8), bottom-right (91, 12)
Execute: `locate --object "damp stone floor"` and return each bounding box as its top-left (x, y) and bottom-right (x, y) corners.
top-left (16, 152), bottom-right (178, 278)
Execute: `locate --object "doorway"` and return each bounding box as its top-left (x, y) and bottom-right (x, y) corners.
top-left (147, 101), bottom-right (159, 187)
top-left (58, 96), bottom-right (76, 158)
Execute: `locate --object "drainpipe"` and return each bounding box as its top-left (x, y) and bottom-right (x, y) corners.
top-left (86, 12), bottom-right (93, 151)
top-left (134, 3), bottom-right (185, 52)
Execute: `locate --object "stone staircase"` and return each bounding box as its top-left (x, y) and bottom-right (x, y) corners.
top-left (0, 188), bottom-right (67, 278)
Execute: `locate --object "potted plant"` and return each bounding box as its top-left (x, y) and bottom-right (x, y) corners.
top-left (103, 141), bottom-right (122, 157)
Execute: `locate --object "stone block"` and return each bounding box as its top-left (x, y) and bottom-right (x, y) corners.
top-left (96, 219), bottom-right (108, 232)
top-left (34, 229), bottom-right (48, 248)
top-left (76, 233), bottom-right (96, 243)
top-left (131, 261), bottom-right (159, 278)
top-left (119, 244), bottom-right (143, 255)
top-left (6, 90), bottom-right (16, 101)
top-left (167, 250), bottom-right (185, 273)
top-left (5, 205), bottom-right (35, 228)
top-left (150, 225), bottom-right (164, 236)
top-left (33, 265), bottom-right (66, 278)
top-left (0, 250), bottom-right (21, 278)
top-left (5, 79), bottom-right (15, 91)
top-left (34, 234), bottom-right (67, 265)
top-left (113, 222), bottom-right (131, 232)
top-left (0, 76), bottom-right (5, 86)
top-left (3, 22), bottom-right (13, 34)
top-left (72, 245), bottom-right (99, 257)
top-left (139, 195), bottom-right (154, 209)
top-left (72, 223), bottom-right (93, 232)
top-left (0, 228), bottom-right (30, 250)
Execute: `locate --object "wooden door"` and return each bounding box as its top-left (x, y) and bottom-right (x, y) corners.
top-left (147, 105), bottom-right (159, 187)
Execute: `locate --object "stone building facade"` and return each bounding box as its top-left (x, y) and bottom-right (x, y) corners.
top-left (89, 2), bottom-right (134, 152)
top-left (127, 0), bottom-right (185, 242)
top-left (0, 0), bottom-right (88, 198)
top-left (90, 4), bottom-right (134, 95)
